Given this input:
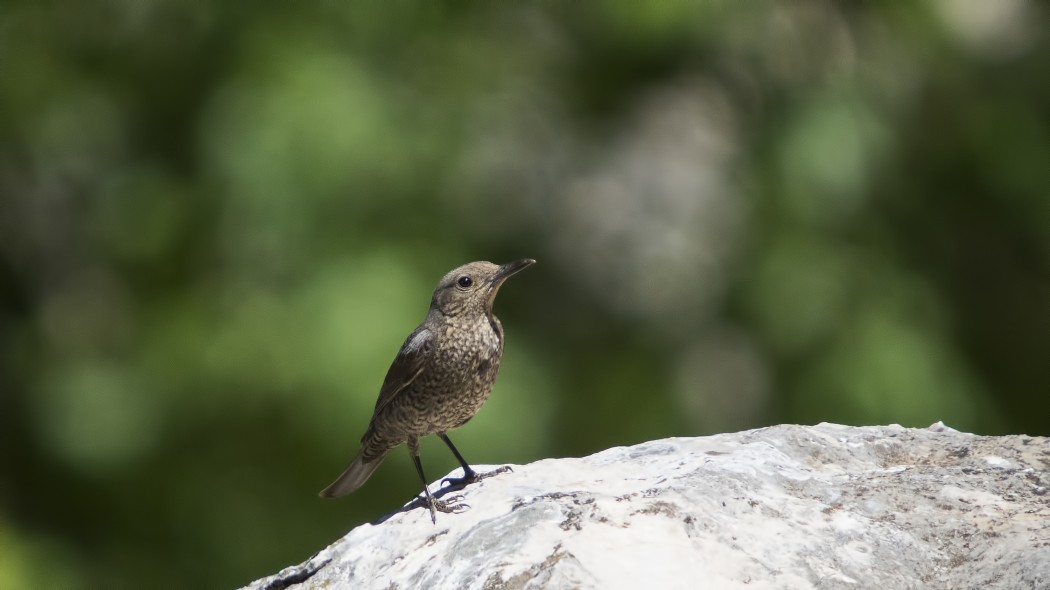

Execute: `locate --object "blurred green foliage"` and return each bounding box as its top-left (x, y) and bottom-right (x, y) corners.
top-left (1, 1), bottom-right (1048, 587)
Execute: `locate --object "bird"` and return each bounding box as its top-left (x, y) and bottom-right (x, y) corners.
top-left (319, 258), bottom-right (536, 523)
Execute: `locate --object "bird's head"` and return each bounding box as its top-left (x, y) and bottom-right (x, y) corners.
top-left (430, 259), bottom-right (536, 317)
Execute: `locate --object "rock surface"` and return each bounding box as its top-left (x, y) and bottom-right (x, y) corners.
top-left (242, 423), bottom-right (1050, 590)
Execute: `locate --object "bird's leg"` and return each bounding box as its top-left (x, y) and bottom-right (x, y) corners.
top-left (438, 433), bottom-right (513, 489)
top-left (408, 441), bottom-right (467, 523)
top-left (438, 433), bottom-right (477, 483)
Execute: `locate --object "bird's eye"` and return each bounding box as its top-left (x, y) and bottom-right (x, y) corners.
top-left (457, 276), bottom-right (473, 289)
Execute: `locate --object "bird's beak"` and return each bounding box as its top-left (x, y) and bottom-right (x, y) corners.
top-left (490, 258), bottom-right (536, 285)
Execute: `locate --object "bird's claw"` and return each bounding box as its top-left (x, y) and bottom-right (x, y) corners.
top-left (421, 466), bottom-right (512, 522)
top-left (423, 495), bottom-right (469, 523)
top-left (436, 496), bottom-right (470, 514)
top-left (441, 465), bottom-right (513, 488)
top-left (440, 474), bottom-right (476, 488)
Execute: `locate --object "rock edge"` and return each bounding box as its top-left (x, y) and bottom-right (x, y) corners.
top-left (242, 423), bottom-right (1050, 590)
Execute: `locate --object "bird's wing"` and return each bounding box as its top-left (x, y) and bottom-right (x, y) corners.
top-left (369, 326), bottom-right (432, 419)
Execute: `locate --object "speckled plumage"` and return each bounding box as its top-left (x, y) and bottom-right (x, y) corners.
top-left (319, 259), bottom-right (535, 522)
top-left (362, 312), bottom-right (504, 459)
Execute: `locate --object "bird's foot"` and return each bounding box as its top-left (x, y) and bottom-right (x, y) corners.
top-left (422, 494), bottom-right (469, 524)
top-left (441, 465), bottom-right (513, 489)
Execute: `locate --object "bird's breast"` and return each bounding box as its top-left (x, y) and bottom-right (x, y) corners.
top-left (404, 315), bottom-right (504, 429)
top-left (434, 317), bottom-right (502, 380)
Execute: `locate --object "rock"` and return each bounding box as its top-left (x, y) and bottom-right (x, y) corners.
top-left (242, 423), bottom-right (1050, 590)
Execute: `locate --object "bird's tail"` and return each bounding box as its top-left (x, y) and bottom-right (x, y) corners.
top-left (318, 448), bottom-right (390, 499)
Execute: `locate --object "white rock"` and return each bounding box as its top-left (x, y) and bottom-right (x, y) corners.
top-left (242, 423), bottom-right (1050, 590)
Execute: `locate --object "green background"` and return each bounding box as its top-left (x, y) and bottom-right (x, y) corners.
top-left (2, 2), bottom-right (1048, 587)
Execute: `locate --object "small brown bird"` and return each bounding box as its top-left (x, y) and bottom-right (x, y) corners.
top-left (319, 258), bottom-right (536, 522)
